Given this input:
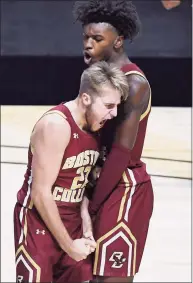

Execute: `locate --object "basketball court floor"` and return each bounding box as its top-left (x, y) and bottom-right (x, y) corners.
top-left (1, 106), bottom-right (191, 282)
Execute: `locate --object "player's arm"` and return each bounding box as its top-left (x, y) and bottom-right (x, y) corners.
top-left (89, 75), bottom-right (150, 215)
top-left (30, 114), bottom-right (73, 252)
top-left (81, 196), bottom-right (94, 240)
top-left (114, 75), bottom-right (150, 148)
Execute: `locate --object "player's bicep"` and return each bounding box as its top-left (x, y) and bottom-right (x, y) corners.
top-left (31, 115), bottom-right (71, 192)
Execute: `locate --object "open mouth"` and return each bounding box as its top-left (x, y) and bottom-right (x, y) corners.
top-left (84, 52), bottom-right (92, 64)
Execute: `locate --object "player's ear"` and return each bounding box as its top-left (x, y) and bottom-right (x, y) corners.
top-left (81, 92), bottom-right (92, 106)
top-left (114, 36), bottom-right (124, 49)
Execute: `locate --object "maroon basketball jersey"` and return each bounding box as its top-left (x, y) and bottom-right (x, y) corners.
top-left (17, 103), bottom-right (100, 212)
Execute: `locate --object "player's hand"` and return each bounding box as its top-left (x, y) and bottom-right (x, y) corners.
top-left (67, 238), bottom-right (96, 262)
top-left (83, 230), bottom-right (96, 253)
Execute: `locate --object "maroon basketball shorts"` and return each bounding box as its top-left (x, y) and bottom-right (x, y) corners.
top-left (14, 203), bottom-right (93, 282)
top-left (93, 169), bottom-right (154, 278)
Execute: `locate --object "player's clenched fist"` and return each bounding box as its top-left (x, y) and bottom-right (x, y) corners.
top-left (67, 238), bottom-right (97, 261)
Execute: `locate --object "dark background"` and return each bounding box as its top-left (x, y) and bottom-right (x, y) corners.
top-left (0, 0), bottom-right (192, 106)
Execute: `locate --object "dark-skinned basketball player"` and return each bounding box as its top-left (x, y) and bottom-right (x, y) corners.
top-left (73, 1), bottom-right (154, 283)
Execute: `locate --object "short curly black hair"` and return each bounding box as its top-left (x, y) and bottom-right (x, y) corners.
top-left (73, 0), bottom-right (141, 41)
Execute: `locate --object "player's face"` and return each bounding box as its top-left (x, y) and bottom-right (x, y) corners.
top-left (83, 23), bottom-right (118, 65)
top-left (85, 85), bottom-right (121, 132)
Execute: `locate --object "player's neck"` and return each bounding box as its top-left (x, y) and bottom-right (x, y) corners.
top-left (65, 99), bottom-right (88, 131)
top-left (108, 51), bottom-right (131, 69)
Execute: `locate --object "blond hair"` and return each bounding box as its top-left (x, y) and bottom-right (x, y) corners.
top-left (79, 61), bottom-right (129, 101)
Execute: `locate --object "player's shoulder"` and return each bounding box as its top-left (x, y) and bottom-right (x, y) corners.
top-left (30, 112), bottom-right (72, 149)
top-left (33, 112), bottom-right (71, 137)
top-left (127, 73), bottom-right (148, 87)
top-left (123, 66), bottom-right (150, 109)
top-left (125, 74), bottom-right (150, 102)
top-left (122, 63), bottom-right (149, 89)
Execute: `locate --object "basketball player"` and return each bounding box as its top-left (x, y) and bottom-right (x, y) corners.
top-left (73, 1), bottom-right (154, 282)
top-left (14, 61), bottom-right (129, 282)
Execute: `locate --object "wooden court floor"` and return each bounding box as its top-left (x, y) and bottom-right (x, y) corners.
top-left (1, 106), bottom-right (191, 282)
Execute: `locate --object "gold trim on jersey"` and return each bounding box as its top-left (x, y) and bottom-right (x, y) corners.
top-left (23, 209), bottom-right (28, 245)
top-left (28, 199), bottom-right (33, 209)
top-left (140, 91), bottom-right (151, 121)
top-left (124, 70), bottom-right (152, 122)
top-left (41, 109), bottom-right (67, 120)
top-left (15, 245), bottom-right (41, 282)
top-left (124, 70), bottom-right (147, 78)
top-left (93, 221), bottom-right (137, 276)
top-left (117, 172), bottom-right (131, 222)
